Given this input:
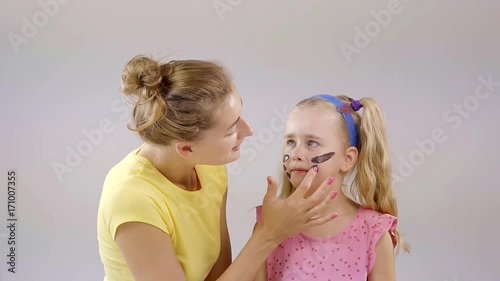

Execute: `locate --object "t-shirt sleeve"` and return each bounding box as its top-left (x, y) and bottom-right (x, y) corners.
top-left (104, 176), bottom-right (173, 241)
top-left (368, 213), bottom-right (398, 271)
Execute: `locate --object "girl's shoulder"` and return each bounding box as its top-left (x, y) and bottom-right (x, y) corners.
top-left (355, 206), bottom-right (398, 247)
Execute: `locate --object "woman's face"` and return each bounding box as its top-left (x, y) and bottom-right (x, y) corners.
top-left (193, 87), bottom-right (253, 165)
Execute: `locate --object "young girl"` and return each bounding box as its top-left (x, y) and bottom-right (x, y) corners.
top-left (255, 94), bottom-right (410, 281)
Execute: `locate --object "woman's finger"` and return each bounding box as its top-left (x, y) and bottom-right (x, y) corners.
top-left (288, 167), bottom-right (318, 201)
top-left (304, 189), bottom-right (338, 218)
top-left (306, 212), bottom-right (339, 227)
top-left (302, 176), bottom-right (335, 211)
top-left (263, 176), bottom-right (278, 203)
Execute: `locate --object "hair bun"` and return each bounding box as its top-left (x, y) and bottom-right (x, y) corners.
top-left (120, 55), bottom-right (165, 99)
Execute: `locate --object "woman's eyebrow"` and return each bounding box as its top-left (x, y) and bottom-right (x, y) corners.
top-left (226, 117), bottom-right (240, 130)
top-left (226, 98), bottom-right (243, 130)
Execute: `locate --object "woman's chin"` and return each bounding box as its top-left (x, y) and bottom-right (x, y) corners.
top-left (225, 150), bottom-right (240, 164)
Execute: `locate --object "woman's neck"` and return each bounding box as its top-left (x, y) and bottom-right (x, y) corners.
top-left (138, 143), bottom-right (200, 191)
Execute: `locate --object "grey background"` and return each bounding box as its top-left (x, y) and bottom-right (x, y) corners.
top-left (1, 0), bottom-right (499, 280)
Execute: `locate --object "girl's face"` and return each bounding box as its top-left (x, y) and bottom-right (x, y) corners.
top-left (283, 108), bottom-right (348, 194)
top-left (192, 88), bottom-right (254, 165)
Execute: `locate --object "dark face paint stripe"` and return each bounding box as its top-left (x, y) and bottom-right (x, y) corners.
top-left (283, 154), bottom-right (290, 163)
top-left (283, 154), bottom-right (292, 179)
top-left (311, 152), bottom-right (335, 164)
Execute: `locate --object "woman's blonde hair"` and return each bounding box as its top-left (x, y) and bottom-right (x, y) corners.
top-left (119, 55), bottom-right (233, 145)
top-left (278, 95), bottom-right (410, 254)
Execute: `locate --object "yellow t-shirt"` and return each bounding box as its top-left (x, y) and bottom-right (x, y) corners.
top-left (97, 146), bottom-right (228, 281)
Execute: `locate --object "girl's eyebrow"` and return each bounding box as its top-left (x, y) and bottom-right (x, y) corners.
top-left (284, 133), bottom-right (323, 140)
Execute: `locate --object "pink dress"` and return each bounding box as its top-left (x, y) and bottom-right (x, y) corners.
top-left (256, 205), bottom-right (397, 281)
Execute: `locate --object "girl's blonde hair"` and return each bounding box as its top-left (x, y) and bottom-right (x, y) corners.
top-left (119, 55), bottom-right (233, 145)
top-left (278, 95), bottom-right (410, 254)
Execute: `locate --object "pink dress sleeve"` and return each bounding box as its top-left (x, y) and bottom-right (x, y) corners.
top-left (368, 213), bottom-right (398, 271)
top-left (256, 205), bottom-right (262, 223)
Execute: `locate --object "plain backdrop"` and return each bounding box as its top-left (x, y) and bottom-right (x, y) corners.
top-left (1, 0), bottom-right (499, 280)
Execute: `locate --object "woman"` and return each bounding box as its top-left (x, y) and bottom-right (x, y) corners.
top-left (97, 55), bottom-right (339, 281)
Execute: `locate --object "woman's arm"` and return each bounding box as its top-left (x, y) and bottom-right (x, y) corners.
top-left (253, 259), bottom-right (268, 281)
top-left (251, 223), bottom-right (268, 281)
top-left (205, 190), bottom-right (232, 281)
top-left (115, 222), bottom-right (187, 281)
top-left (215, 170), bottom-right (338, 281)
top-left (115, 167), bottom-right (336, 281)
top-left (367, 231), bottom-right (396, 281)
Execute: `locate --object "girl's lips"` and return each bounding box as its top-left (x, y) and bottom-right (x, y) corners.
top-left (291, 169), bottom-right (308, 173)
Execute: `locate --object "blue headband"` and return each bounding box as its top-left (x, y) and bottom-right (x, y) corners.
top-left (312, 94), bottom-right (362, 147)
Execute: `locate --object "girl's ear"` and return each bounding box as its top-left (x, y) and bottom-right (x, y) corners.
top-left (341, 146), bottom-right (358, 172)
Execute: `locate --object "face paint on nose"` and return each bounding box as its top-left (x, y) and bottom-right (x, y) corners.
top-left (283, 154), bottom-right (291, 179)
top-left (311, 152), bottom-right (335, 164)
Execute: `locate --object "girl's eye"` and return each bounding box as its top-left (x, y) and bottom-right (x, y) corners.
top-left (308, 140), bottom-right (318, 147)
top-left (286, 140), bottom-right (295, 146)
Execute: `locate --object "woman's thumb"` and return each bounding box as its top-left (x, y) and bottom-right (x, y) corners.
top-left (266, 176), bottom-right (277, 196)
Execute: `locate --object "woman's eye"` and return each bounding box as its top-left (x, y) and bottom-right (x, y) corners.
top-left (226, 129), bottom-right (237, 137)
top-left (286, 140), bottom-right (295, 146)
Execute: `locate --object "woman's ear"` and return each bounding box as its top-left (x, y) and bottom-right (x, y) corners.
top-left (341, 146), bottom-right (358, 172)
top-left (175, 141), bottom-right (195, 158)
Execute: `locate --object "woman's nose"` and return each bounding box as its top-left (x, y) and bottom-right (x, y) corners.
top-left (238, 117), bottom-right (253, 138)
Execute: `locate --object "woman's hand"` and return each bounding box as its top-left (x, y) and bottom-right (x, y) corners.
top-left (256, 167), bottom-right (338, 243)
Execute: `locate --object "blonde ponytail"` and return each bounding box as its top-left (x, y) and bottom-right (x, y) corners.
top-left (344, 96), bottom-right (410, 254)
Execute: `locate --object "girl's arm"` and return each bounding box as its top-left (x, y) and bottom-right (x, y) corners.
top-left (367, 231), bottom-right (396, 281)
